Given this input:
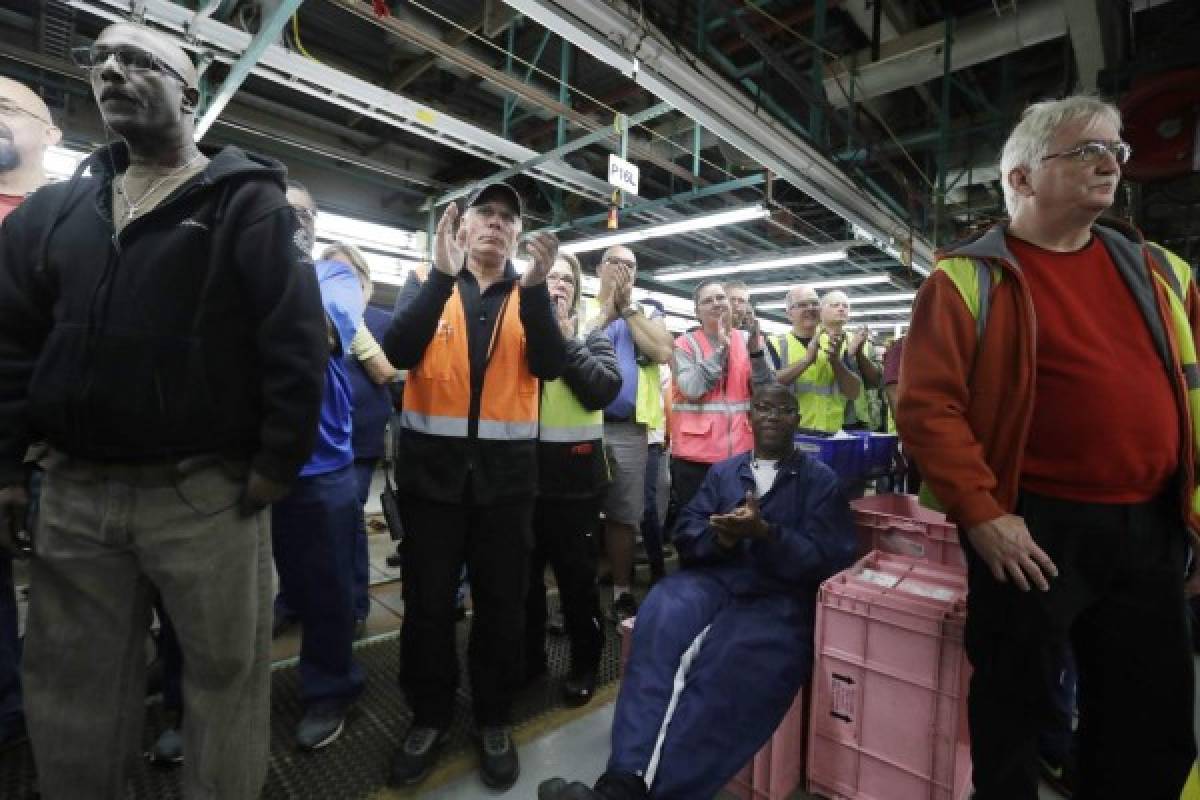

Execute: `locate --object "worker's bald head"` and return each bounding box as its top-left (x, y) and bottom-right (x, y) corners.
top-left (90, 22), bottom-right (201, 151)
top-left (0, 76), bottom-right (61, 183)
top-left (96, 23), bottom-right (198, 89)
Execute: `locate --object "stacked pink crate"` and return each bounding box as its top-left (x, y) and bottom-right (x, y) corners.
top-left (850, 494), bottom-right (965, 569)
top-left (725, 688), bottom-right (808, 800)
top-left (807, 552), bottom-right (973, 800)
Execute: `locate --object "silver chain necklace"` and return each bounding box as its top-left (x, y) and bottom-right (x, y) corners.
top-left (118, 152), bottom-right (203, 221)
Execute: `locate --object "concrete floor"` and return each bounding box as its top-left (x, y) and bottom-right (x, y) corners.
top-left (10, 464), bottom-right (1200, 799)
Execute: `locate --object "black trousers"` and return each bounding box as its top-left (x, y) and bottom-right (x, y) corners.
top-left (399, 493), bottom-right (533, 728)
top-left (964, 489), bottom-right (1196, 800)
top-left (525, 496), bottom-right (605, 678)
top-left (669, 457), bottom-right (712, 522)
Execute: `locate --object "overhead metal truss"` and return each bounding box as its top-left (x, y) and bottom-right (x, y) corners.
top-left (502, 0), bottom-right (935, 273)
top-left (67, 0), bottom-right (623, 210)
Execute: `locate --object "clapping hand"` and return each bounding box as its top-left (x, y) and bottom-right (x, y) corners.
top-left (554, 295), bottom-right (577, 339)
top-left (744, 309), bottom-right (762, 352)
top-left (848, 326), bottom-right (868, 355)
top-left (434, 204), bottom-right (467, 277)
top-left (520, 232), bottom-right (560, 288)
top-left (823, 330), bottom-right (847, 358)
top-left (710, 490), bottom-right (771, 548)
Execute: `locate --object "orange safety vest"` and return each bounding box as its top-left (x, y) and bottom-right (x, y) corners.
top-left (401, 284), bottom-right (538, 440)
top-left (669, 329), bottom-right (754, 464)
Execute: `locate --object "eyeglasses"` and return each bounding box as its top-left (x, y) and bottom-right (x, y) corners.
top-left (789, 300), bottom-right (819, 310)
top-left (751, 402), bottom-right (797, 419)
top-left (72, 44), bottom-right (189, 85)
top-left (602, 256), bottom-right (636, 270)
top-left (0, 99), bottom-right (51, 126)
top-left (696, 295), bottom-right (727, 306)
top-left (1041, 140), bottom-right (1131, 165)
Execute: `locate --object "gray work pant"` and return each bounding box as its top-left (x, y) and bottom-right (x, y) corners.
top-left (22, 453), bottom-right (272, 800)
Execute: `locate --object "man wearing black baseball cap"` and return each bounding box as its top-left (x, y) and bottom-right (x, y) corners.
top-left (382, 181), bottom-right (567, 789)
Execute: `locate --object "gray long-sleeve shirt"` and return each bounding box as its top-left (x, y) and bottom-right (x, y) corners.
top-left (673, 328), bottom-right (775, 401)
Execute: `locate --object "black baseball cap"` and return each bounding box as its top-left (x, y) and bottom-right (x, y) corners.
top-left (464, 182), bottom-right (524, 217)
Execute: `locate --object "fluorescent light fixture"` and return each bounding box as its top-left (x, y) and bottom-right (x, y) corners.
top-left (760, 290), bottom-right (916, 309)
top-left (746, 274), bottom-right (891, 295)
top-left (863, 320), bottom-right (910, 331)
top-left (559, 205), bottom-right (769, 255)
top-left (850, 306), bottom-right (912, 317)
top-left (656, 246), bottom-right (850, 282)
top-left (847, 292), bottom-right (916, 305)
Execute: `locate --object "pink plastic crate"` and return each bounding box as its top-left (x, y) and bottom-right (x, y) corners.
top-left (726, 687), bottom-right (808, 800)
top-left (807, 552), bottom-right (973, 800)
top-left (851, 494), bottom-right (965, 570)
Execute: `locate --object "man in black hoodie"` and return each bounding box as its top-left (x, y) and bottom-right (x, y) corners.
top-left (0, 22), bottom-right (326, 799)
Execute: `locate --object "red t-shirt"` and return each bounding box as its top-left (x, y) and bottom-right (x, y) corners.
top-left (1008, 234), bottom-right (1180, 503)
top-left (0, 194), bottom-right (22, 222)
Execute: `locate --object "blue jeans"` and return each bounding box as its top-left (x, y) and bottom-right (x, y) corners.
top-left (352, 458), bottom-right (377, 622)
top-left (271, 465), bottom-right (365, 706)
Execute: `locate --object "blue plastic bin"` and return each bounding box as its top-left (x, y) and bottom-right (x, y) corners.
top-left (795, 434), bottom-right (865, 483)
top-left (866, 433), bottom-right (899, 472)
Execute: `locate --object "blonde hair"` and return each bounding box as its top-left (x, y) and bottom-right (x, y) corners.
top-left (999, 95), bottom-right (1122, 216)
top-left (321, 242), bottom-right (372, 296)
top-left (556, 252), bottom-right (583, 313)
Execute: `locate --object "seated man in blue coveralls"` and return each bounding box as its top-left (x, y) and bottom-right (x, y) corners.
top-left (539, 382), bottom-right (858, 800)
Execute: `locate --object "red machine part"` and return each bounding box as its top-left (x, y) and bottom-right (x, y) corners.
top-left (1119, 68), bottom-right (1200, 182)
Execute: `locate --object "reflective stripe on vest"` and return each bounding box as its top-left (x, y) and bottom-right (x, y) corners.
top-left (669, 329), bottom-right (754, 463)
top-left (929, 243), bottom-right (1200, 521)
top-left (402, 284), bottom-right (538, 441)
top-left (540, 366), bottom-right (605, 444)
top-left (672, 400), bottom-right (753, 413)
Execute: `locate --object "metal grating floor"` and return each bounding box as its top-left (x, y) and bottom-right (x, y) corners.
top-left (0, 596), bottom-right (623, 799)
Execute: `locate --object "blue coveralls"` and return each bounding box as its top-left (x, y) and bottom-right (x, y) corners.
top-left (606, 449), bottom-right (857, 799)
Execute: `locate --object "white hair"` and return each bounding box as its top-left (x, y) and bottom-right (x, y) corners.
top-left (998, 95), bottom-right (1122, 216)
top-left (820, 289), bottom-right (850, 307)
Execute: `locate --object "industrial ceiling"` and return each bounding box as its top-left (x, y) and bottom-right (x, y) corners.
top-left (1, 0), bottom-right (1197, 332)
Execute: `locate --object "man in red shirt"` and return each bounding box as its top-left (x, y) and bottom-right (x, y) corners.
top-left (899, 96), bottom-right (1198, 799)
top-left (0, 76), bottom-right (59, 752)
top-left (0, 77), bottom-right (60, 221)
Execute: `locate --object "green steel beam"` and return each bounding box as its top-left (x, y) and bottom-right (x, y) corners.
top-left (194, 0), bottom-right (306, 141)
top-left (556, 37), bottom-right (571, 148)
top-left (502, 29), bottom-right (554, 130)
top-left (502, 21), bottom-right (517, 138)
top-left (694, 0), bottom-right (706, 176)
top-left (809, 0), bottom-right (826, 145)
top-left (535, 174), bottom-right (768, 234)
top-left (707, 43), bottom-right (912, 222)
top-left (432, 103), bottom-right (672, 208)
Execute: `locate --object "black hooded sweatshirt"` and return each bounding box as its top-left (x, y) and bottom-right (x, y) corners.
top-left (0, 143), bottom-right (327, 486)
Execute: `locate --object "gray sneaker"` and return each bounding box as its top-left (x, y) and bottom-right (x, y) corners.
top-left (149, 726), bottom-right (183, 766)
top-left (296, 701), bottom-right (347, 750)
top-left (478, 726), bottom-right (519, 789)
top-left (389, 725), bottom-right (446, 786)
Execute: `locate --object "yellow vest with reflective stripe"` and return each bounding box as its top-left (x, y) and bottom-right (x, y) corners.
top-left (923, 243), bottom-right (1200, 522)
top-left (772, 331), bottom-right (846, 432)
top-left (539, 366), bottom-right (604, 444)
